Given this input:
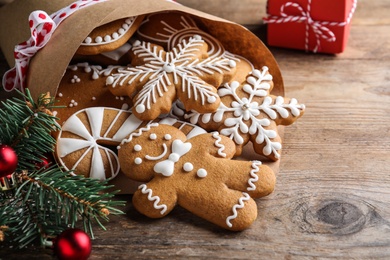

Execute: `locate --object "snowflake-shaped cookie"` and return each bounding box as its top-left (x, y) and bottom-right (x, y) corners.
top-left (185, 66), bottom-right (305, 161)
top-left (106, 35), bottom-right (237, 120)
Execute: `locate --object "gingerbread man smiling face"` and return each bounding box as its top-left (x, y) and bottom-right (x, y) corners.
top-left (118, 123), bottom-right (276, 231)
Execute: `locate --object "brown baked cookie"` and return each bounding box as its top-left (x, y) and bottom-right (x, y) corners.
top-left (137, 11), bottom-right (254, 83)
top-left (185, 66), bottom-right (305, 161)
top-left (54, 62), bottom-right (132, 126)
top-left (106, 35), bottom-right (237, 121)
top-left (118, 123), bottom-right (276, 231)
top-left (55, 106), bottom-right (207, 180)
top-left (76, 16), bottom-right (144, 55)
top-left (137, 12), bottom-right (226, 58)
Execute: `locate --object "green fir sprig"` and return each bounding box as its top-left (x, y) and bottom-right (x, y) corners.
top-left (0, 89), bottom-right (124, 248)
top-left (0, 89), bottom-right (60, 171)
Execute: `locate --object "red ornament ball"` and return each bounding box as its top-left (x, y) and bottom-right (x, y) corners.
top-left (0, 145), bottom-right (18, 178)
top-left (35, 156), bottom-right (51, 170)
top-left (54, 229), bottom-right (92, 260)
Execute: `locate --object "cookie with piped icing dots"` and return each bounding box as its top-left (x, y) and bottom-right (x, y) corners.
top-left (76, 16), bottom-right (144, 55)
top-left (117, 123), bottom-right (276, 231)
top-left (54, 62), bottom-right (132, 126)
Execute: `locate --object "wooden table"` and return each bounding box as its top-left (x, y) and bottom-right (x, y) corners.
top-left (1, 0), bottom-right (390, 258)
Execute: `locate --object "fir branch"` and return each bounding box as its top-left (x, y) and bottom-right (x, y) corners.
top-left (0, 89), bottom-right (61, 172)
top-left (3, 166), bottom-right (124, 248)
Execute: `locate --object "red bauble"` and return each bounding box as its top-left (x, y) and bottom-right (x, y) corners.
top-left (0, 145), bottom-right (18, 178)
top-left (54, 229), bottom-right (92, 260)
top-left (35, 156), bottom-right (51, 170)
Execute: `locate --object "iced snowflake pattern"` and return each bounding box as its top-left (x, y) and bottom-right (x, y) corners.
top-left (106, 35), bottom-right (236, 120)
top-left (185, 66), bottom-right (305, 161)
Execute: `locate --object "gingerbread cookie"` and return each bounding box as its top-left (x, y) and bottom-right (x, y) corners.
top-left (76, 16), bottom-right (144, 55)
top-left (55, 106), bottom-right (207, 180)
top-left (185, 67), bottom-right (305, 161)
top-left (137, 11), bottom-right (255, 84)
top-left (54, 62), bottom-right (132, 126)
top-left (138, 12), bottom-right (225, 58)
top-left (106, 35), bottom-right (237, 121)
top-left (118, 123), bottom-right (275, 231)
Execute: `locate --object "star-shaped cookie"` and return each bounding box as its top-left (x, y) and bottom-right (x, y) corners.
top-left (106, 35), bottom-right (237, 120)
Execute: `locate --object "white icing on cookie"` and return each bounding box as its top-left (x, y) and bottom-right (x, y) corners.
top-left (226, 192), bottom-right (250, 228)
top-left (146, 143), bottom-right (168, 161)
top-left (196, 168), bottom-right (207, 178)
top-left (183, 162), bottom-right (193, 172)
top-left (211, 132), bottom-right (227, 158)
top-left (247, 161), bottom-right (261, 191)
top-left (134, 157), bottom-right (143, 165)
top-left (153, 139), bottom-right (192, 177)
top-left (138, 184), bottom-right (168, 215)
top-left (134, 144), bottom-right (142, 152)
top-left (68, 62), bottom-right (122, 80)
top-left (81, 17), bottom-right (137, 46)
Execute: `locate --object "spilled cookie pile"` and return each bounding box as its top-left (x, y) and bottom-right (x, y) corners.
top-left (53, 11), bottom-right (305, 231)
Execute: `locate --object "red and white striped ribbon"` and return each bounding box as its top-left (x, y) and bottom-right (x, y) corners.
top-left (264, 0), bottom-right (357, 53)
top-left (2, 0), bottom-right (108, 92)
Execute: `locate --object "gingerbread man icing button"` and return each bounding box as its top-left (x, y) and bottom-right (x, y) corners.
top-left (185, 66), bottom-right (305, 161)
top-left (106, 35), bottom-right (237, 121)
top-left (118, 124), bottom-right (276, 231)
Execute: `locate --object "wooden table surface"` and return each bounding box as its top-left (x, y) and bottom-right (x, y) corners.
top-left (1, 0), bottom-right (390, 259)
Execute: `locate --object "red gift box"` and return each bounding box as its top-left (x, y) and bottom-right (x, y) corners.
top-left (264, 0), bottom-right (357, 54)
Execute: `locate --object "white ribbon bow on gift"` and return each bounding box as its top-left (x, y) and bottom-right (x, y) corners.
top-left (264, 0), bottom-right (357, 53)
top-left (153, 139), bottom-right (192, 177)
top-left (281, 1), bottom-right (336, 53)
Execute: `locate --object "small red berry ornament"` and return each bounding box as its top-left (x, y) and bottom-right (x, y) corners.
top-left (35, 156), bottom-right (51, 170)
top-left (54, 229), bottom-right (92, 260)
top-left (0, 145), bottom-right (18, 178)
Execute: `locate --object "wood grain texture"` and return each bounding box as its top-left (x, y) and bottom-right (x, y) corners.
top-left (1, 0), bottom-right (390, 259)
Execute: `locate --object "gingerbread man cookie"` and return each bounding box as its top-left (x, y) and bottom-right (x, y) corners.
top-left (118, 124), bottom-right (276, 231)
top-left (185, 66), bottom-right (305, 161)
top-left (106, 35), bottom-right (237, 120)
